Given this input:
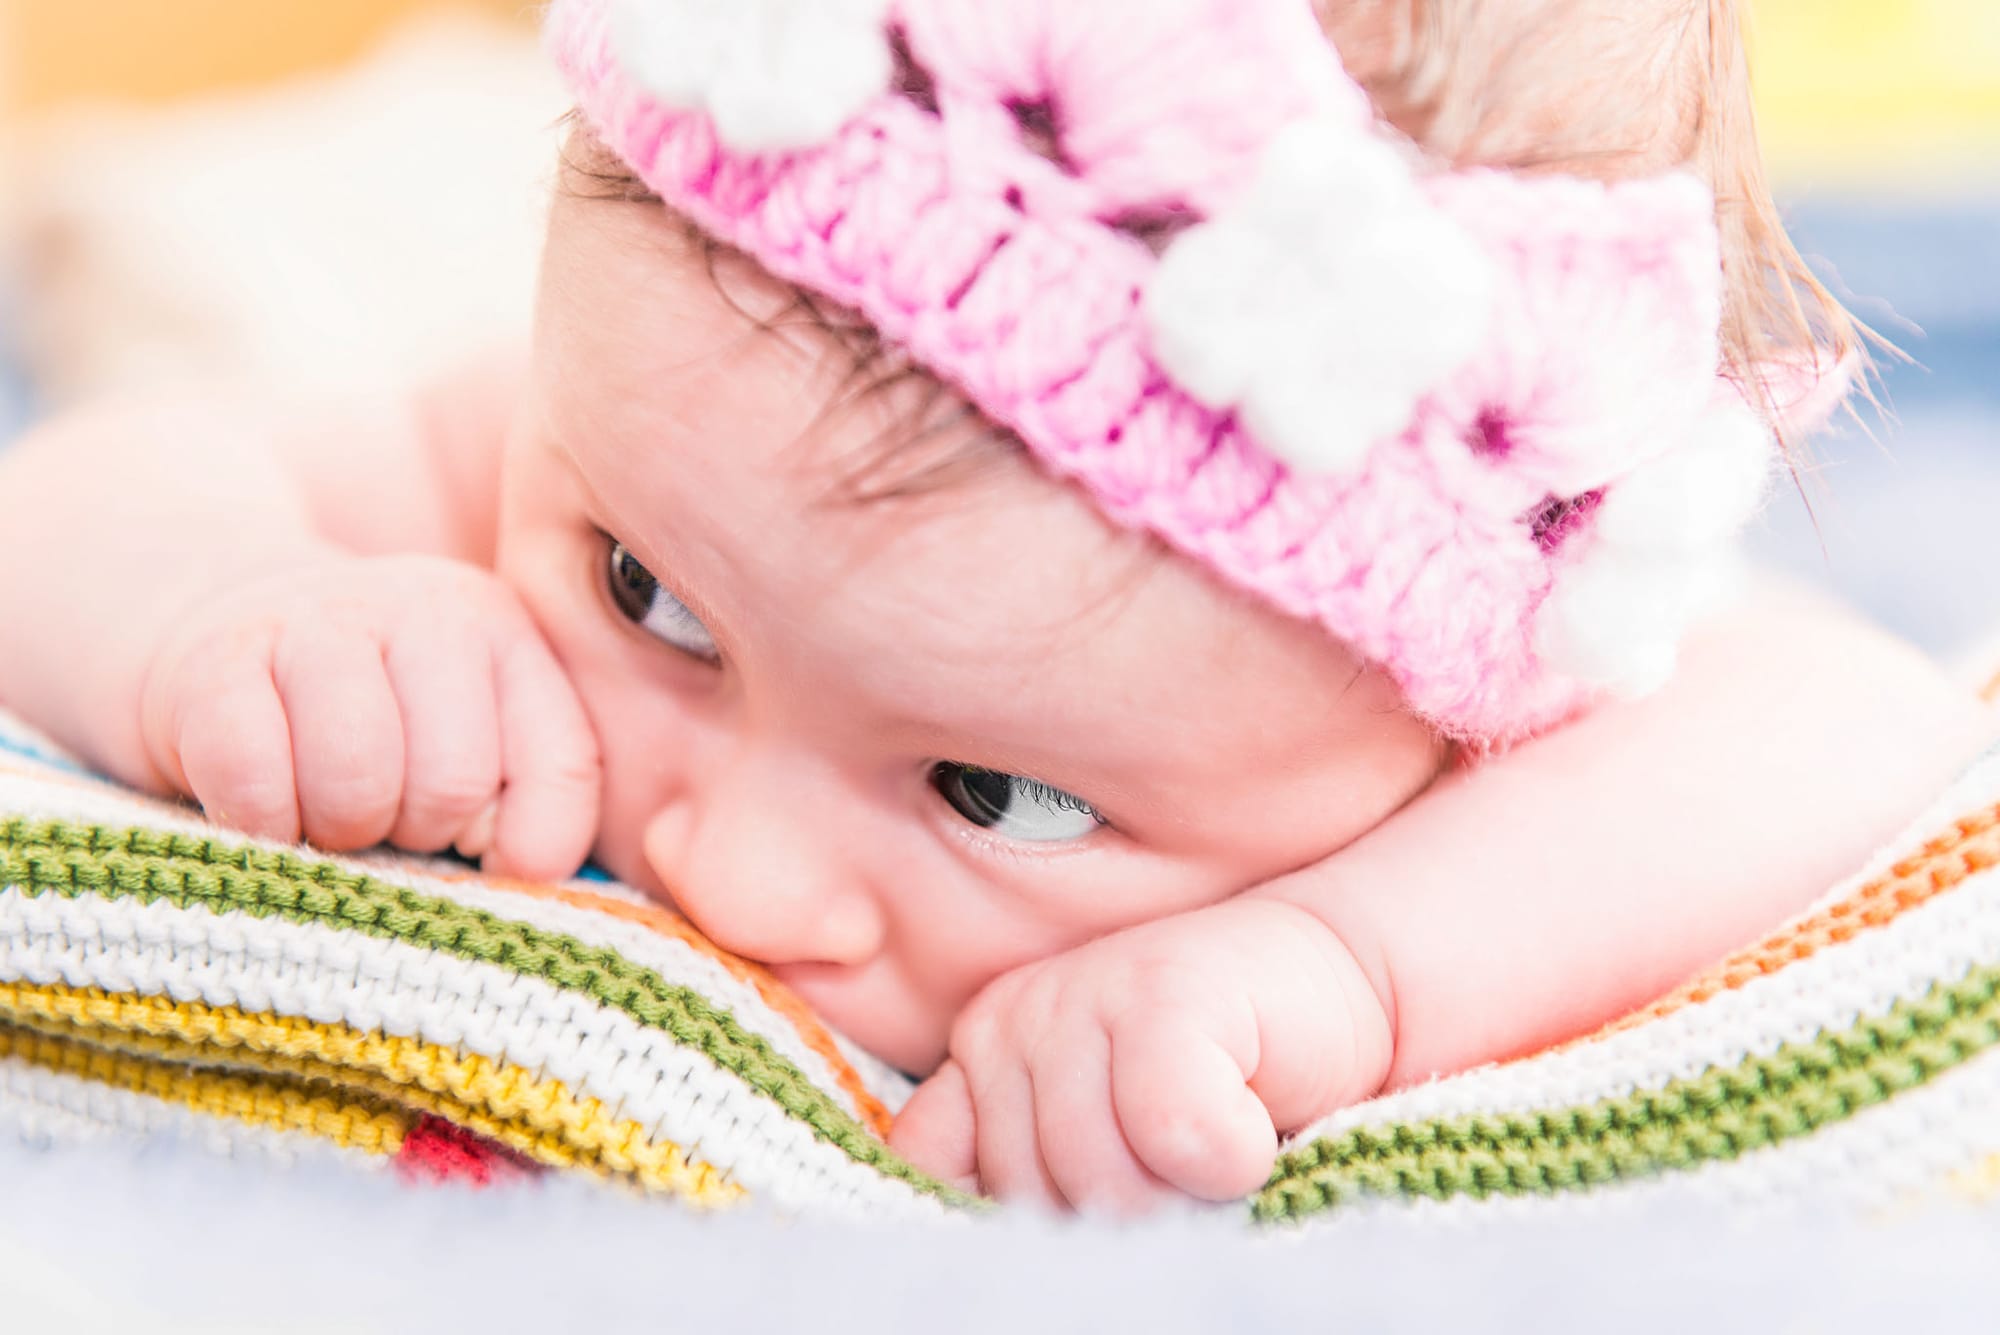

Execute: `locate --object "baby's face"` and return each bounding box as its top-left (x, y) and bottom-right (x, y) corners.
top-left (493, 162), bottom-right (1446, 1072)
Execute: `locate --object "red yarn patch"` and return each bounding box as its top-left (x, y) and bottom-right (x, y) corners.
top-left (395, 1115), bottom-right (536, 1188)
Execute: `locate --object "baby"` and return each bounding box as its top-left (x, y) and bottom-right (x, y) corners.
top-left (0, 0), bottom-right (1990, 1214)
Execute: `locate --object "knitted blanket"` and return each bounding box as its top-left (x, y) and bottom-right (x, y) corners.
top-left (4, 703), bottom-right (1998, 1225)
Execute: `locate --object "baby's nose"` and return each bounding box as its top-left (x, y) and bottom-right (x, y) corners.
top-left (639, 785), bottom-right (885, 968)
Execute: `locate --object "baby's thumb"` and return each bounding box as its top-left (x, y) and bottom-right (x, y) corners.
top-left (888, 1060), bottom-right (980, 1193)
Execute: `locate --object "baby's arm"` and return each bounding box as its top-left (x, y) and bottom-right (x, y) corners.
top-left (893, 578), bottom-right (1997, 1210)
top-left (0, 359), bottom-right (599, 875)
top-left (1263, 575), bottom-right (1995, 1090)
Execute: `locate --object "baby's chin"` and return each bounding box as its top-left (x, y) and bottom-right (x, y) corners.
top-left (599, 845), bottom-right (950, 1075)
top-left (769, 961), bottom-right (949, 1079)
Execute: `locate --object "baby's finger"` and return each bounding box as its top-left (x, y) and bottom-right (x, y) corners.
top-left (966, 1056), bottom-right (1064, 1209)
top-left (1110, 1015), bottom-right (1277, 1202)
top-left (486, 629), bottom-right (600, 881)
top-left (887, 1060), bottom-right (980, 1194)
top-left (382, 619), bottom-right (502, 854)
top-left (175, 653), bottom-right (301, 845)
top-left (1031, 1022), bottom-right (1176, 1217)
top-left (274, 624), bottom-right (405, 851)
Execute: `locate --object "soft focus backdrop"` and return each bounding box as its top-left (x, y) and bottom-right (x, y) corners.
top-left (1743, 0), bottom-right (2000, 659)
top-left (0, 0), bottom-right (1995, 651)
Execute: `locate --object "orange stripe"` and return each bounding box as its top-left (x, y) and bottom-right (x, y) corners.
top-left (434, 871), bottom-right (894, 1139)
top-left (0, 755), bottom-right (170, 803)
top-left (0, 755), bottom-right (897, 1139)
top-left (1980, 667), bottom-right (2000, 704)
top-left (1589, 803), bottom-right (2000, 1040)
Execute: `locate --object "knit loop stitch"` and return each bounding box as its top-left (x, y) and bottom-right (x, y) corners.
top-left (548, 0), bottom-right (1804, 740)
top-left (9, 710), bottom-right (2000, 1222)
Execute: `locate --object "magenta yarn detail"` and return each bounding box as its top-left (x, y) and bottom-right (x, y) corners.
top-left (544, 0), bottom-right (1771, 742)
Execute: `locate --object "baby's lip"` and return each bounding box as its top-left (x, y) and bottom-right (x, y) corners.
top-left (764, 962), bottom-right (947, 1076)
top-left (617, 863), bottom-right (690, 921)
top-left (763, 960), bottom-right (862, 1028)
top-left (764, 959), bottom-right (842, 991)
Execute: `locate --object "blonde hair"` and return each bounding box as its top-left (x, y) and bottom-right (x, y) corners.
top-left (1318, 0), bottom-right (1863, 444)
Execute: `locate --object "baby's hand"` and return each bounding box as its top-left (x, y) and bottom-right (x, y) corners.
top-left (889, 899), bottom-right (1393, 1214)
top-left (137, 553), bottom-right (600, 879)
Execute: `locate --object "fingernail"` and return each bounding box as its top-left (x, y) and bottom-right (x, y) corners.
top-left (455, 800), bottom-right (500, 862)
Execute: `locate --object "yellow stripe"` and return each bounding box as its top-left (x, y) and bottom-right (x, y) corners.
top-left (0, 981), bottom-right (741, 1205)
top-left (0, 1022), bottom-right (411, 1153)
top-left (1948, 1152), bottom-right (2000, 1202)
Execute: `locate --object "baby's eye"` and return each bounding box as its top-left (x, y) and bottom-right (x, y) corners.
top-left (931, 763), bottom-right (1106, 843)
top-left (606, 540), bottom-right (720, 664)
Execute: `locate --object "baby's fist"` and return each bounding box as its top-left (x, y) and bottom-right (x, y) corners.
top-left (138, 553), bottom-right (599, 880)
top-left (890, 898), bottom-right (1394, 1214)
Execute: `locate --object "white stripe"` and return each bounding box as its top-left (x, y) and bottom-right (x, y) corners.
top-left (362, 861), bottom-right (882, 1127)
top-left (1652, 1040), bottom-right (2000, 1213)
top-left (0, 768), bottom-right (232, 841)
top-left (1289, 849), bottom-right (2000, 1145)
top-left (830, 1028), bottom-right (916, 1115)
top-left (1287, 1043), bottom-right (2000, 1234)
top-left (0, 740), bottom-right (933, 1214)
top-left (1, 755), bottom-right (914, 1122)
top-left (1794, 748), bottom-right (2000, 917)
top-left (0, 1051), bottom-right (383, 1171)
top-left (0, 709), bottom-right (88, 769)
top-left (0, 887), bottom-right (938, 1218)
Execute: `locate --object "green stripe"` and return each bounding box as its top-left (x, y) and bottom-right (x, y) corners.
top-left (0, 819), bottom-right (968, 1207)
top-left (1255, 959), bottom-right (2000, 1223)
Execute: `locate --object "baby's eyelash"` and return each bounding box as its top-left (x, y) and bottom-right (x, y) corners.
top-left (1015, 776), bottom-right (1096, 816)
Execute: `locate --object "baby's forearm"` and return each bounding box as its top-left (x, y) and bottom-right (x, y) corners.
top-left (1255, 576), bottom-right (1997, 1091)
top-left (0, 367), bottom-right (512, 789)
top-left (0, 397), bottom-right (319, 785)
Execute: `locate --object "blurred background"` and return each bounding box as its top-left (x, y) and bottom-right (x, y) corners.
top-left (0, 0), bottom-right (1994, 654)
top-left (0, 0), bottom-right (563, 415)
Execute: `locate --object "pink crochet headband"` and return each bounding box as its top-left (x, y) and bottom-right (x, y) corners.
top-left (545, 0), bottom-right (1809, 741)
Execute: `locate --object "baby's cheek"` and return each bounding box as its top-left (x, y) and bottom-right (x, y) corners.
top-left (823, 904), bottom-right (1109, 1074)
top-left (856, 872), bottom-right (1274, 1075)
top-left (773, 960), bottom-right (959, 1076)
top-left (522, 649), bottom-right (690, 902)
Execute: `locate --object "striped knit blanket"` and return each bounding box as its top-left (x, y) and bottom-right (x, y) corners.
top-left (4, 703), bottom-right (1999, 1225)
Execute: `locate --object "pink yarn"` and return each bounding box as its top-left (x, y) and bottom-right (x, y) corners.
top-left (544, 0), bottom-right (1777, 742)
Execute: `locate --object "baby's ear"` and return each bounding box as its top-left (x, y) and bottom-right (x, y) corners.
top-left (1752, 346), bottom-right (1863, 438)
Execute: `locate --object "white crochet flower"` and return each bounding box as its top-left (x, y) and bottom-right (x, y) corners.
top-left (610, 0), bottom-right (893, 152)
top-left (1536, 395), bottom-right (1775, 694)
top-left (1143, 115), bottom-right (1495, 475)
top-left (1593, 396), bottom-right (1774, 551)
top-left (1535, 549), bottom-right (1732, 697)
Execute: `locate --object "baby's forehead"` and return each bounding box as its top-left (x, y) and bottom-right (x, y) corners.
top-left (542, 172), bottom-right (1148, 634)
top-left (541, 131), bottom-right (1395, 768)
top-left (539, 146), bottom-right (1420, 811)
top-left (558, 133), bottom-right (1031, 509)
top-left (554, 164), bottom-right (1091, 541)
